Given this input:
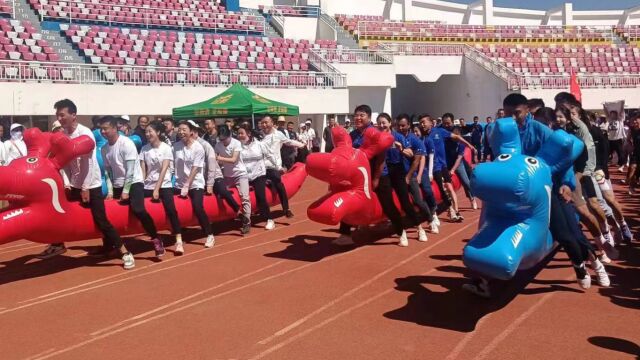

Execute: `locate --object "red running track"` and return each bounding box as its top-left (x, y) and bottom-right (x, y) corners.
top-left (0, 172), bottom-right (638, 360)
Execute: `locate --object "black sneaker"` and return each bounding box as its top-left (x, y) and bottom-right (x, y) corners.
top-left (456, 212), bottom-right (464, 221)
top-left (36, 244), bottom-right (67, 259)
top-left (285, 209), bottom-right (294, 218)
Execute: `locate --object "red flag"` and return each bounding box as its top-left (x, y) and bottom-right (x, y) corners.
top-left (570, 68), bottom-right (582, 103)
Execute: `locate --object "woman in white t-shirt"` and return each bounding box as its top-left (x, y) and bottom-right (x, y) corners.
top-left (141, 121), bottom-right (183, 251)
top-left (215, 126), bottom-right (251, 235)
top-left (238, 124), bottom-right (278, 230)
top-left (173, 121), bottom-right (215, 253)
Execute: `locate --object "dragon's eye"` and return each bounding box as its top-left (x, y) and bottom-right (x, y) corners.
top-left (497, 154), bottom-right (511, 161)
top-left (525, 157), bottom-right (538, 165)
top-left (26, 157), bottom-right (38, 164)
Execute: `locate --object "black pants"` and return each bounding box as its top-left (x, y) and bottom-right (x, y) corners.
top-left (482, 147), bottom-right (493, 162)
top-left (549, 194), bottom-right (592, 276)
top-left (281, 149), bottom-right (296, 170)
top-left (144, 188), bottom-right (182, 235)
top-left (250, 175), bottom-right (271, 219)
top-left (114, 184), bottom-right (158, 238)
top-left (387, 163), bottom-right (419, 227)
top-left (296, 147), bottom-right (309, 163)
top-left (213, 178), bottom-right (240, 213)
top-left (339, 175), bottom-right (404, 236)
top-left (325, 144), bottom-right (334, 153)
top-left (608, 139), bottom-right (625, 166)
top-left (408, 177), bottom-right (433, 222)
top-left (67, 187), bottom-right (123, 250)
top-left (472, 142), bottom-right (481, 163)
top-left (433, 169), bottom-right (453, 209)
top-left (265, 168), bottom-right (289, 212)
top-left (174, 188), bottom-right (211, 236)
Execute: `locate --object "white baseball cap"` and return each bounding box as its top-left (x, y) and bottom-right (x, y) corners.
top-left (187, 120), bottom-right (200, 128)
top-left (51, 120), bottom-right (62, 131)
top-left (10, 123), bottom-right (24, 132)
top-left (120, 115), bottom-right (130, 122)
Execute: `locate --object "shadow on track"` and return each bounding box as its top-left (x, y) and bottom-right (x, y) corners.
top-left (588, 336), bottom-right (640, 359)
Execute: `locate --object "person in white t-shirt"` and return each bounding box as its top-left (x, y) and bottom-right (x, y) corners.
top-left (4, 123), bottom-right (27, 165)
top-left (37, 100), bottom-right (135, 270)
top-left (238, 124), bottom-right (278, 230)
top-left (189, 120), bottom-right (240, 216)
top-left (607, 110), bottom-right (627, 171)
top-left (259, 116), bottom-right (305, 219)
top-left (173, 121), bottom-right (215, 251)
top-left (140, 121), bottom-right (183, 255)
top-left (305, 119), bottom-right (318, 152)
top-left (100, 116), bottom-right (163, 258)
top-left (215, 126), bottom-right (251, 235)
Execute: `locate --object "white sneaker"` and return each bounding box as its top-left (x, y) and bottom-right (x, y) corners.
top-left (430, 222), bottom-right (439, 234)
top-left (204, 235), bottom-right (215, 248)
top-left (122, 252), bottom-right (135, 270)
top-left (591, 259), bottom-right (610, 287)
top-left (618, 165), bottom-right (625, 173)
top-left (265, 219), bottom-right (275, 230)
top-left (175, 241), bottom-right (185, 255)
top-left (417, 226), bottom-right (428, 242)
top-left (398, 230), bottom-right (409, 247)
top-left (578, 273), bottom-right (591, 289)
top-left (599, 253), bottom-right (612, 264)
top-left (471, 198), bottom-right (478, 210)
top-left (332, 234), bottom-right (354, 246)
top-left (433, 214), bottom-right (441, 227)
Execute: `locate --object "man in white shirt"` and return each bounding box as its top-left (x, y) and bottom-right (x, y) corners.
top-left (100, 116), bottom-right (162, 257)
top-left (606, 110), bottom-right (626, 171)
top-left (38, 100), bottom-right (135, 270)
top-left (4, 123), bottom-right (27, 165)
top-left (304, 119), bottom-right (318, 152)
top-left (259, 115), bottom-right (305, 219)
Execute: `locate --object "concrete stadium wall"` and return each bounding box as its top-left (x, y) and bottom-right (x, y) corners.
top-left (522, 88), bottom-right (640, 111)
top-left (283, 17), bottom-right (318, 41)
top-left (0, 83), bottom-right (350, 116)
top-left (393, 55), bottom-right (463, 82)
top-left (391, 57), bottom-right (511, 120)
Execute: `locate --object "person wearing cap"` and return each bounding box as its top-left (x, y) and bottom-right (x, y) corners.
top-left (304, 119), bottom-right (318, 152)
top-left (344, 118), bottom-right (353, 133)
top-left (215, 126), bottom-right (252, 235)
top-left (323, 115), bottom-right (337, 153)
top-left (133, 116), bottom-right (150, 146)
top-left (174, 120), bottom-right (215, 251)
top-left (190, 120), bottom-right (241, 219)
top-left (51, 120), bottom-right (63, 133)
top-left (4, 123), bottom-right (27, 165)
top-left (37, 100), bottom-right (135, 269)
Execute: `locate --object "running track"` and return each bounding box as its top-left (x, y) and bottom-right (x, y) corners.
top-left (0, 174), bottom-right (638, 360)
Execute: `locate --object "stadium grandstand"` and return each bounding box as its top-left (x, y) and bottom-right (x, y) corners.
top-left (1, 0), bottom-right (640, 133)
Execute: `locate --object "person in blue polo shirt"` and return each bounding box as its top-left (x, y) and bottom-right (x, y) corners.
top-left (415, 123), bottom-right (439, 225)
top-left (419, 114), bottom-right (477, 222)
top-left (334, 105), bottom-right (388, 246)
top-left (396, 114), bottom-right (439, 234)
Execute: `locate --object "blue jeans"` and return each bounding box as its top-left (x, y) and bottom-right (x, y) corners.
top-left (455, 162), bottom-right (474, 199)
top-left (419, 171), bottom-right (438, 212)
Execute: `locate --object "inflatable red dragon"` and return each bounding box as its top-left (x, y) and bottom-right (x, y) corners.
top-left (0, 128), bottom-right (307, 245)
top-left (306, 126), bottom-right (462, 226)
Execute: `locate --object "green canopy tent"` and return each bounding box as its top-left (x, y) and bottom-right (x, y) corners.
top-left (172, 83), bottom-right (300, 123)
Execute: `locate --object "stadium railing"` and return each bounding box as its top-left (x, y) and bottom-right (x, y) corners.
top-left (0, 60), bottom-right (347, 88)
top-left (259, 5), bottom-right (320, 18)
top-left (35, 0), bottom-right (265, 34)
top-left (0, 0), bottom-right (14, 17)
top-left (311, 48), bottom-right (393, 64)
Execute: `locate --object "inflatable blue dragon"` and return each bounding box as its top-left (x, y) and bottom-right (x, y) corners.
top-left (464, 118), bottom-right (583, 280)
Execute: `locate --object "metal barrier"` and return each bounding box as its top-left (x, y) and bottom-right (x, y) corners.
top-left (0, 0), bottom-right (15, 17)
top-left (356, 21), bottom-right (615, 42)
top-left (0, 60), bottom-right (347, 88)
top-left (307, 49), bottom-right (342, 74)
top-left (260, 5), bottom-right (320, 18)
top-left (35, 0), bottom-right (266, 34)
top-left (376, 42), bottom-right (464, 56)
top-left (311, 48), bottom-right (393, 64)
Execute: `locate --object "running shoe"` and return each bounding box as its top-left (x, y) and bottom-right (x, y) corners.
top-left (36, 244), bottom-right (67, 259)
top-left (603, 242), bottom-right (620, 261)
top-left (398, 230), bottom-right (409, 247)
top-left (602, 231), bottom-right (615, 247)
top-left (285, 210), bottom-right (294, 218)
top-left (462, 278), bottom-right (491, 298)
top-left (591, 259), bottom-right (610, 287)
top-left (456, 211), bottom-right (465, 221)
top-left (430, 221), bottom-right (439, 234)
top-left (204, 235), bottom-right (215, 248)
top-left (241, 223), bottom-right (251, 235)
top-left (575, 263), bottom-right (591, 289)
top-left (471, 198), bottom-right (478, 210)
top-left (332, 234), bottom-right (354, 246)
top-left (122, 252), bottom-right (135, 270)
top-left (175, 241), bottom-right (185, 255)
top-left (621, 222), bottom-right (634, 243)
top-left (152, 238), bottom-right (165, 257)
top-left (432, 214), bottom-right (441, 227)
top-left (265, 219), bottom-right (275, 230)
top-left (417, 226), bottom-right (428, 242)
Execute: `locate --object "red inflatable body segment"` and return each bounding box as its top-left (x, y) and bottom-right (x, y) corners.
top-left (307, 126), bottom-right (463, 226)
top-left (0, 128), bottom-right (307, 245)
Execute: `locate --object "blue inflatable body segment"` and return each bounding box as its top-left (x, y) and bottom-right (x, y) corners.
top-left (92, 129), bottom-right (144, 196)
top-left (464, 118), bottom-right (582, 280)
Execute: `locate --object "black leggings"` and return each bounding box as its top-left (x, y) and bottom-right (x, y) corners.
top-left (608, 139), bottom-right (625, 166)
top-left (266, 168), bottom-right (289, 212)
top-left (66, 187), bottom-right (124, 250)
top-left (114, 183), bottom-right (158, 238)
top-left (549, 194), bottom-right (593, 276)
top-left (213, 178), bottom-right (240, 213)
top-left (144, 188), bottom-right (182, 235)
top-left (339, 175), bottom-right (404, 236)
top-left (387, 163), bottom-right (419, 227)
top-left (174, 188), bottom-right (212, 236)
top-left (250, 175), bottom-right (271, 219)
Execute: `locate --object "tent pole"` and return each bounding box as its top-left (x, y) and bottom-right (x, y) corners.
top-left (252, 114), bottom-right (255, 128)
